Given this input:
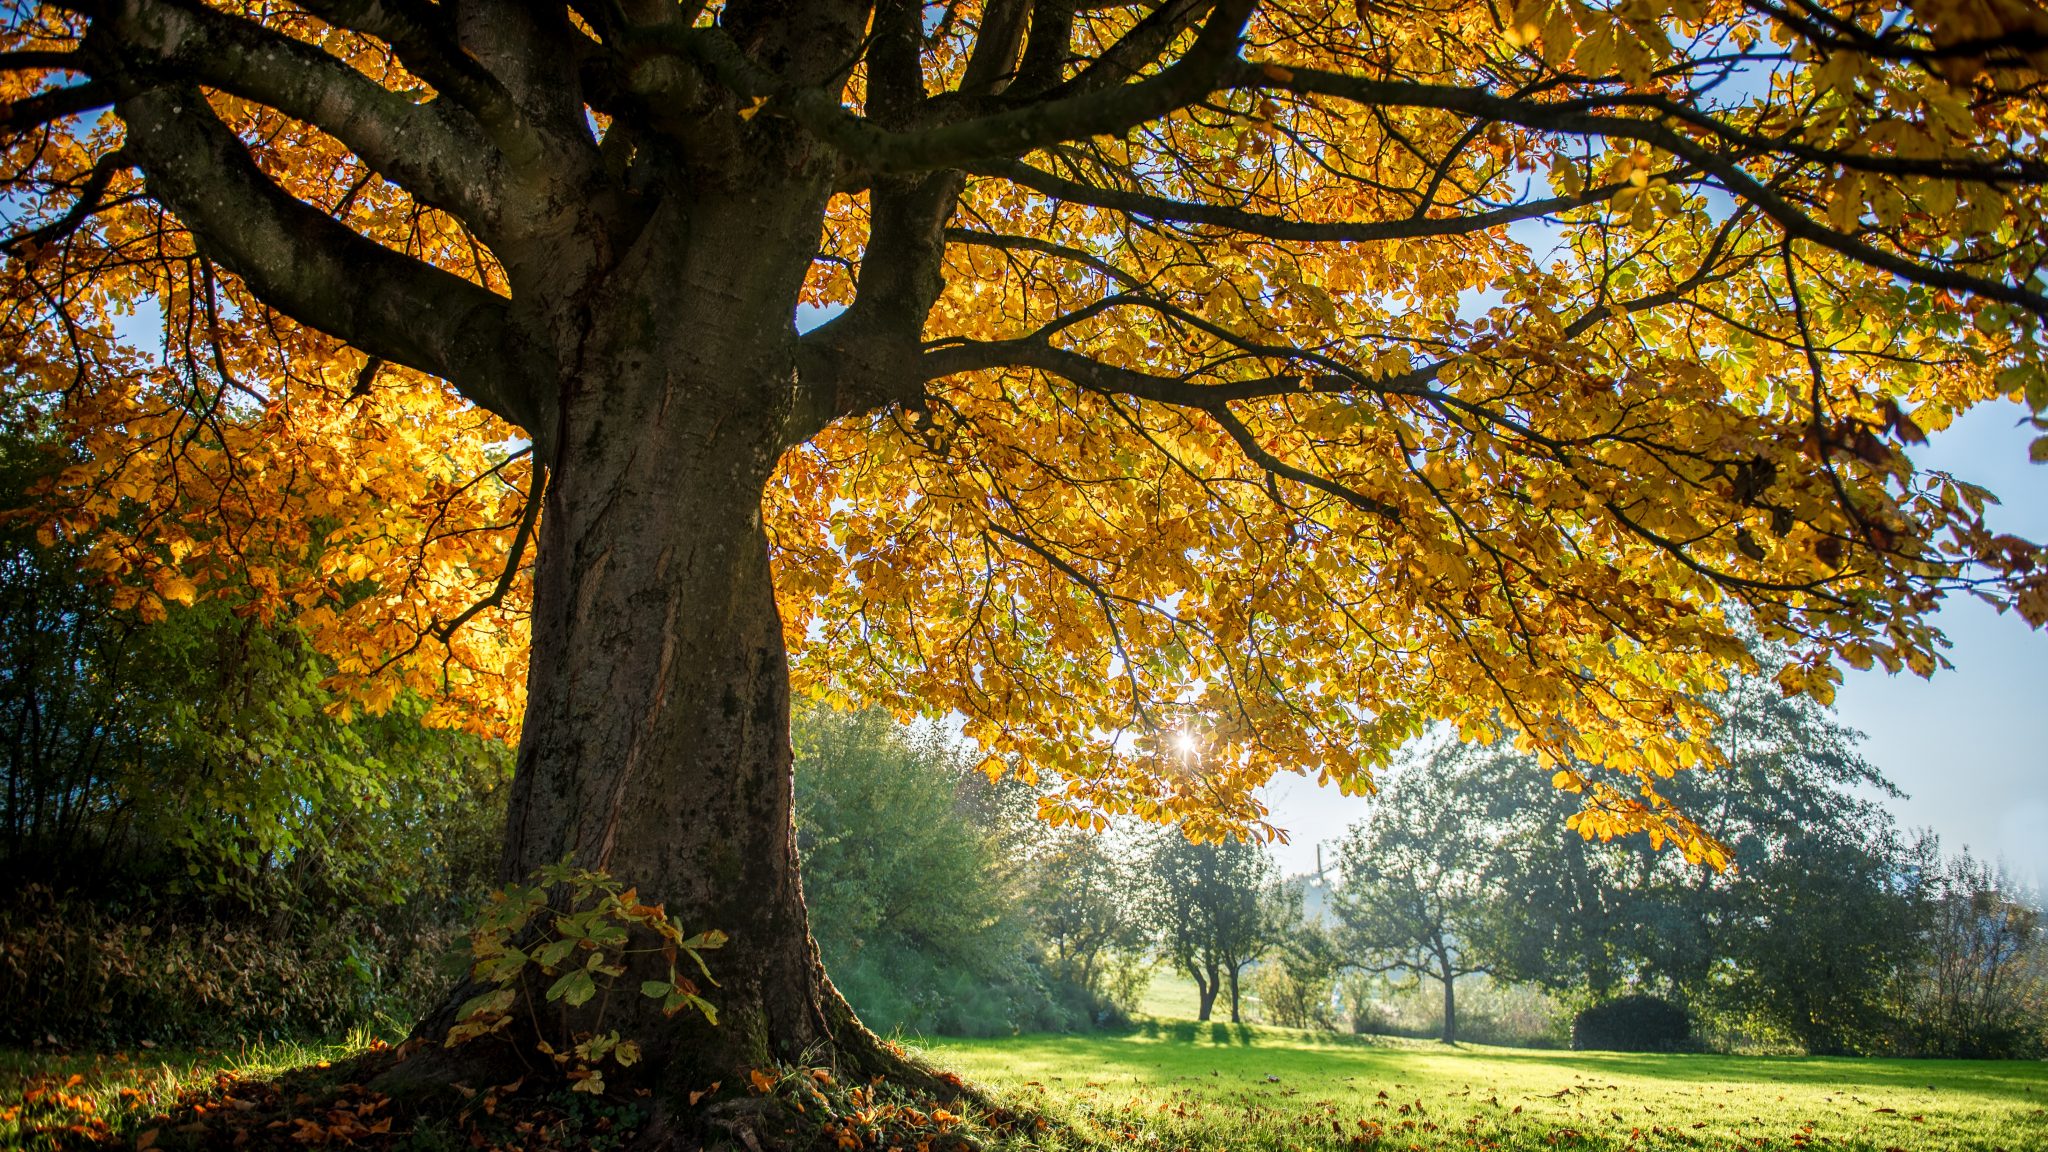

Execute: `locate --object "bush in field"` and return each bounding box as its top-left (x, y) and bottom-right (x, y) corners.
top-left (1252, 916), bottom-right (1342, 1032)
top-left (1573, 995), bottom-right (1692, 1052)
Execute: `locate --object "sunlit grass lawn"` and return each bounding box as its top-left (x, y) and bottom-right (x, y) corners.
top-left (920, 1022), bottom-right (2048, 1152)
top-left (1133, 968), bottom-right (1210, 1021)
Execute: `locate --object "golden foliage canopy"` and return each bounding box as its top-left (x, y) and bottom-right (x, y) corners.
top-left (7, 0), bottom-right (2048, 866)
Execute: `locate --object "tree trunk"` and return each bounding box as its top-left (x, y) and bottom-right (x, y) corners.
top-left (1191, 962), bottom-right (1217, 1021)
top-left (1227, 966), bottom-right (1242, 1024)
top-left (1439, 971), bottom-right (1458, 1045)
top-left (402, 191), bottom-right (901, 1102)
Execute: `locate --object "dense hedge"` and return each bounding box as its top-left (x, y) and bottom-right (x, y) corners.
top-left (1571, 994), bottom-right (1693, 1052)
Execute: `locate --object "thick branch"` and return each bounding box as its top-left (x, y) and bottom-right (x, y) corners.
top-left (292, 0), bottom-right (537, 152)
top-left (671, 0), bottom-right (1253, 175)
top-left (1045, 0), bottom-right (1215, 98)
top-left (957, 0), bottom-right (1033, 93)
top-left (944, 226), bottom-right (1142, 286)
top-left (0, 79), bottom-right (116, 133)
top-left (920, 326), bottom-right (1438, 405)
top-left (90, 0), bottom-right (507, 228)
top-left (118, 87), bottom-right (551, 435)
top-left (920, 337), bottom-right (1406, 518)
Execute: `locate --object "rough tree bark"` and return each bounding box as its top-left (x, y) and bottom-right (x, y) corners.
top-left (488, 196), bottom-right (850, 1091)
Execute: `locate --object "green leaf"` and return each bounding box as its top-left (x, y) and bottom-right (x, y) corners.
top-left (537, 854), bottom-right (577, 887)
top-left (455, 987), bottom-right (516, 1023)
top-left (547, 969), bottom-right (597, 1008)
top-left (664, 990), bottom-right (718, 1024)
top-left (641, 980), bottom-right (674, 999)
top-left (678, 930), bottom-right (728, 951)
top-left (481, 947), bottom-right (529, 982)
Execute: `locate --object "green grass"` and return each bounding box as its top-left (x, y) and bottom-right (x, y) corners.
top-left (918, 1023), bottom-right (2048, 1152)
top-left (0, 1032), bottom-right (382, 1148)
top-left (1133, 968), bottom-right (1210, 1022)
top-left (5, 1018), bottom-right (2045, 1152)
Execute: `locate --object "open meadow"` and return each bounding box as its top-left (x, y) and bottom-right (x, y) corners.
top-left (4, 1010), bottom-right (2045, 1151)
top-left (924, 1023), bottom-right (2048, 1152)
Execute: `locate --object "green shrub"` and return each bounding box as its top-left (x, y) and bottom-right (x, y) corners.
top-left (794, 706), bottom-right (1117, 1036)
top-left (1571, 994), bottom-right (1692, 1052)
top-left (0, 885), bottom-right (459, 1047)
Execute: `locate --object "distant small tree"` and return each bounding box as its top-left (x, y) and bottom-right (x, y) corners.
top-left (1900, 851), bottom-right (2047, 1058)
top-left (1253, 886), bottom-right (1342, 1031)
top-left (1333, 742), bottom-right (1496, 1043)
top-left (1149, 832), bottom-right (1278, 1023)
top-left (1026, 829), bottom-right (1149, 1004)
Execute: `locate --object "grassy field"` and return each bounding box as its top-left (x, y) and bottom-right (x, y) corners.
top-left (1134, 969), bottom-right (1218, 1022)
top-left (5, 1014), bottom-right (2044, 1151)
top-left (920, 1023), bottom-right (2048, 1152)
top-left (0, 1034), bottom-right (379, 1148)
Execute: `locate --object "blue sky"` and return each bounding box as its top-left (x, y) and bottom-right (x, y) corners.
top-left (1263, 400), bottom-right (2048, 890)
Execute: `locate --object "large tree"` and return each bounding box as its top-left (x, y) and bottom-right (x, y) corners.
top-left (1466, 654), bottom-right (1928, 1050)
top-left (6, 0), bottom-right (2048, 1103)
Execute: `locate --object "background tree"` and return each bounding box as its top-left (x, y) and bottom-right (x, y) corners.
top-left (1467, 745), bottom-right (1650, 1003)
top-left (8, 0), bottom-right (2048, 1098)
top-left (1025, 828), bottom-right (1150, 1004)
top-left (1149, 831), bottom-right (1278, 1022)
top-left (796, 707), bottom-right (1154, 1033)
top-left (1250, 883), bottom-right (1342, 1031)
top-left (793, 707), bottom-right (1091, 1035)
top-left (1457, 651), bottom-right (1930, 1048)
top-left (1713, 826), bottom-right (1925, 1054)
top-left (1333, 743), bottom-right (1497, 1043)
top-left (1898, 851), bottom-right (2047, 1058)
top-left (794, 709), bottom-right (1026, 1030)
top-left (0, 416), bottom-right (511, 1046)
